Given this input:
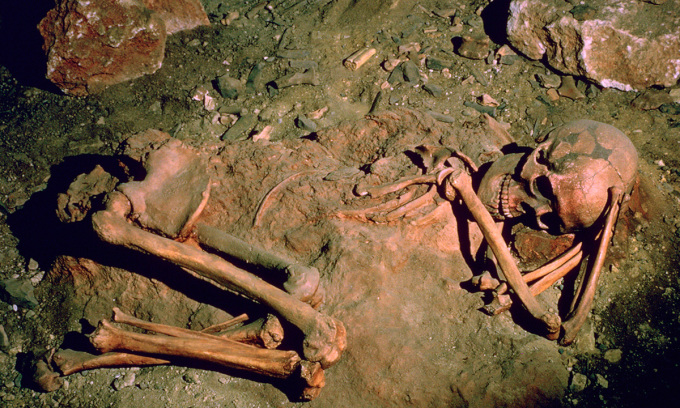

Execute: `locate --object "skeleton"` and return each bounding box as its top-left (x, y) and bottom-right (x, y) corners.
top-left (346, 119), bottom-right (637, 342)
top-left (37, 115), bottom-right (636, 397)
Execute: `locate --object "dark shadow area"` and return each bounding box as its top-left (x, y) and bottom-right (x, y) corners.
top-left (0, 0), bottom-right (61, 91)
top-left (480, 0), bottom-right (513, 45)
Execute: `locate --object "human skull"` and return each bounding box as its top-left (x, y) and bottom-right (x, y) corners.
top-left (477, 120), bottom-right (638, 233)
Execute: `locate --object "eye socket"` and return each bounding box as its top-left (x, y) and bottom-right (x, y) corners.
top-left (533, 175), bottom-right (555, 201)
top-left (535, 148), bottom-right (550, 165)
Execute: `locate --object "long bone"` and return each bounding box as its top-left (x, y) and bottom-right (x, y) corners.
top-left (442, 167), bottom-right (562, 338)
top-left (560, 187), bottom-right (623, 345)
top-left (195, 224), bottom-right (324, 308)
top-left (90, 319), bottom-right (301, 378)
top-left (92, 192), bottom-right (346, 368)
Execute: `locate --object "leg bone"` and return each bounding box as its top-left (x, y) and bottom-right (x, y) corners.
top-left (92, 192), bottom-right (346, 368)
top-left (90, 320), bottom-right (301, 378)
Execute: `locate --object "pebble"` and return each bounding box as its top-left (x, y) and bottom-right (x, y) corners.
top-left (215, 75), bottom-right (242, 100)
top-left (401, 60), bottom-right (421, 84)
top-left (603, 348), bottom-right (622, 363)
top-left (422, 83), bottom-right (443, 98)
top-left (27, 259), bottom-right (39, 271)
top-left (536, 73), bottom-right (561, 89)
top-left (570, 372), bottom-right (588, 392)
top-left (455, 34), bottom-right (490, 60)
top-left (424, 57), bottom-right (449, 71)
top-left (295, 114), bottom-right (317, 132)
top-left (112, 372), bottom-right (136, 390)
top-left (595, 374), bottom-right (609, 389)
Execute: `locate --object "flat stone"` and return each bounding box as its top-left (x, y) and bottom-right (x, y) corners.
top-left (0, 279), bottom-right (39, 309)
top-left (454, 34), bottom-right (490, 60)
top-left (570, 372), bottom-right (588, 392)
top-left (507, 0), bottom-right (680, 90)
top-left (422, 83), bottom-right (443, 98)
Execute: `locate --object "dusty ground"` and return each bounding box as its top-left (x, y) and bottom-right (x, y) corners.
top-left (0, 0), bottom-right (679, 407)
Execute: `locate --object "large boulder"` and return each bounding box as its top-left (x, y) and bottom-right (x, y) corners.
top-left (38, 0), bottom-right (209, 96)
top-left (506, 0), bottom-right (680, 91)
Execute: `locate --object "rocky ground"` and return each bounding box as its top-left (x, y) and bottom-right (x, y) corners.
top-left (0, 0), bottom-right (679, 407)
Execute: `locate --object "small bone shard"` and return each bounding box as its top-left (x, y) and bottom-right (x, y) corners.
top-left (344, 47), bottom-right (377, 70)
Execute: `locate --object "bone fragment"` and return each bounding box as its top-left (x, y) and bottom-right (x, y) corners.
top-left (217, 314), bottom-right (284, 349)
top-left (90, 320), bottom-right (301, 378)
top-left (471, 271), bottom-right (501, 291)
top-left (561, 188), bottom-right (623, 345)
top-left (444, 168), bottom-right (561, 338)
top-left (92, 192), bottom-right (346, 368)
top-left (343, 48), bottom-right (377, 70)
top-left (195, 223), bottom-right (324, 307)
top-left (299, 360), bottom-right (326, 401)
top-left (200, 313), bottom-right (249, 334)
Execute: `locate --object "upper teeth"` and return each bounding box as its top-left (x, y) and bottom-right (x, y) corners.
top-left (500, 174), bottom-right (515, 219)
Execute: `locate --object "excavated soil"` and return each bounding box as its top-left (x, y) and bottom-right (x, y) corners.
top-left (0, 1), bottom-right (679, 407)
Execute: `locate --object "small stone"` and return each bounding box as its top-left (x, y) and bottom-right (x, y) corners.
top-left (558, 76), bottom-right (585, 100)
top-left (570, 372), bottom-right (588, 392)
top-left (425, 57), bottom-right (451, 71)
top-left (669, 88), bottom-right (680, 103)
top-left (112, 372), bottom-right (136, 390)
top-left (401, 60), bottom-right (420, 84)
top-left (182, 372), bottom-right (201, 384)
top-left (295, 115), bottom-right (317, 132)
top-left (215, 75), bottom-right (242, 99)
top-left (27, 259), bottom-right (39, 271)
top-left (546, 88), bottom-right (560, 102)
top-left (631, 90), bottom-right (673, 110)
top-left (454, 34), bottom-right (490, 60)
top-left (603, 348), bottom-right (622, 363)
top-left (536, 73), bottom-right (561, 89)
top-left (0, 324), bottom-right (9, 351)
top-left (422, 83), bottom-right (443, 98)
top-left (595, 374), bottom-right (609, 389)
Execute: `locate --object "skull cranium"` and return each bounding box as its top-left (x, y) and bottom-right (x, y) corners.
top-left (477, 120), bottom-right (638, 233)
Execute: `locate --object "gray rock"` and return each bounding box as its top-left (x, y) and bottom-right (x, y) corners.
top-left (0, 279), bottom-right (39, 309)
top-left (295, 115), bottom-right (317, 132)
top-left (570, 372), bottom-right (588, 392)
top-left (422, 83), bottom-right (443, 98)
